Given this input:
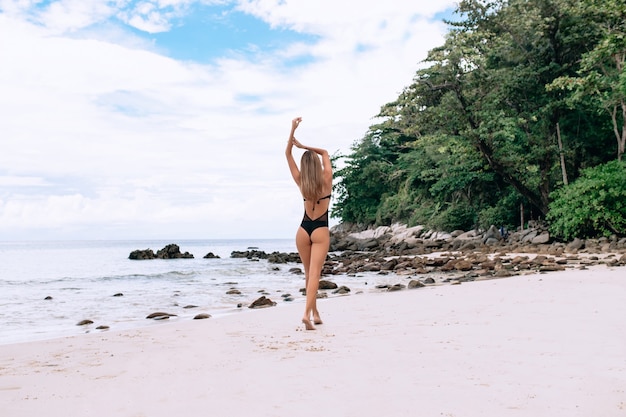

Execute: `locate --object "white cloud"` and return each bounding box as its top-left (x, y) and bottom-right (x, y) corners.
top-left (0, 1), bottom-right (456, 240)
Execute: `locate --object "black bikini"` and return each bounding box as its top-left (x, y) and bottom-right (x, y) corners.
top-left (300, 194), bottom-right (331, 237)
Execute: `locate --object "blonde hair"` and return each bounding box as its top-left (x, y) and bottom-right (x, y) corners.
top-left (300, 150), bottom-right (324, 201)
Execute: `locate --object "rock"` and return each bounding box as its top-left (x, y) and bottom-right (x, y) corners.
top-left (113, 293), bottom-right (123, 297)
top-left (532, 232), bottom-right (551, 245)
top-left (267, 252), bottom-right (301, 263)
top-left (130, 244), bottom-right (193, 260)
top-left (248, 296), bottom-right (276, 309)
top-left (454, 260), bottom-right (473, 271)
top-left (522, 230), bottom-right (538, 243)
top-left (539, 264), bottom-right (565, 272)
top-left (77, 319), bottom-right (93, 326)
top-left (156, 244), bottom-right (194, 259)
top-left (319, 280), bottom-right (338, 290)
top-left (129, 248), bottom-right (155, 260)
top-left (204, 252), bottom-right (220, 259)
top-left (493, 269), bottom-right (512, 278)
top-left (226, 289), bottom-right (242, 295)
top-left (484, 237), bottom-right (500, 246)
top-left (566, 238), bottom-right (585, 252)
top-left (333, 286), bottom-right (351, 294)
top-left (387, 283), bottom-right (406, 292)
top-left (289, 267), bottom-right (303, 275)
top-left (183, 305), bottom-right (198, 309)
top-left (483, 225), bottom-right (501, 243)
top-left (408, 279), bottom-right (425, 289)
top-left (146, 312), bottom-right (177, 319)
top-left (44, 296), bottom-right (53, 300)
top-left (423, 277), bottom-right (436, 284)
top-left (96, 325), bottom-right (109, 330)
top-left (193, 313), bottom-right (212, 320)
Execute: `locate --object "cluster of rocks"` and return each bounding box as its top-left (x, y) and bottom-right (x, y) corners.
top-left (230, 249), bottom-right (301, 263)
top-left (329, 222), bottom-right (626, 257)
top-left (129, 244), bottom-right (194, 260)
top-left (326, 251), bottom-right (626, 279)
top-left (128, 245), bottom-right (301, 262)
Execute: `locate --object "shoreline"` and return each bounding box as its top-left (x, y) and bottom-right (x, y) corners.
top-left (1, 248), bottom-right (623, 346)
top-left (1, 265), bottom-right (625, 416)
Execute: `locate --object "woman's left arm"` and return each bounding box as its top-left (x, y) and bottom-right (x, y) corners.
top-left (285, 117), bottom-right (302, 186)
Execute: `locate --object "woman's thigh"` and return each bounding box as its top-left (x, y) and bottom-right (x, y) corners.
top-left (295, 227), bottom-right (312, 272)
top-left (309, 227), bottom-right (329, 272)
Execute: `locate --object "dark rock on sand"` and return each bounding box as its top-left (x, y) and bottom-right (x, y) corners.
top-left (113, 293), bottom-right (124, 297)
top-left (77, 319), bottom-right (94, 326)
top-left (44, 296), bottom-right (53, 300)
top-left (249, 296), bottom-right (276, 308)
top-left (146, 312), bottom-right (177, 319)
top-left (333, 285), bottom-right (351, 294)
top-left (96, 325), bottom-right (110, 330)
top-left (319, 280), bottom-right (338, 290)
top-left (226, 289), bottom-right (242, 295)
top-left (388, 283), bottom-right (406, 292)
top-left (204, 252), bottom-right (220, 259)
top-left (408, 279), bottom-right (425, 289)
top-left (193, 313), bottom-right (212, 320)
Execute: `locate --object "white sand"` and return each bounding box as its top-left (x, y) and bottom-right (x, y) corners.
top-left (1, 266), bottom-right (625, 417)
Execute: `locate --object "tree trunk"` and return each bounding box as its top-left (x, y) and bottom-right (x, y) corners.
top-left (611, 101), bottom-right (626, 162)
top-left (556, 122), bottom-right (568, 185)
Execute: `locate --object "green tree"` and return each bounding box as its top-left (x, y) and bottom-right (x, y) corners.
top-left (547, 160), bottom-right (626, 238)
top-left (549, 0), bottom-right (626, 161)
top-left (333, 0), bottom-right (619, 234)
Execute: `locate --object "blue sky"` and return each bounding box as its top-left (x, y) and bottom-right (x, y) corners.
top-left (0, 0), bottom-right (458, 240)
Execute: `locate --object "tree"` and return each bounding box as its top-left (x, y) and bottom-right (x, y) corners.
top-left (549, 0), bottom-right (626, 161)
top-left (548, 160), bottom-right (626, 238)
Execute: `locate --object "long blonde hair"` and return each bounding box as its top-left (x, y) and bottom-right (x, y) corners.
top-left (300, 150), bottom-right (324, 202)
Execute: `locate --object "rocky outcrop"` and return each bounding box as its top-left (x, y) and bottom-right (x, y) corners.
top-left (129, 244), bottom-right (193, 260)
top-left (329, 222), bottom-right (626, 257)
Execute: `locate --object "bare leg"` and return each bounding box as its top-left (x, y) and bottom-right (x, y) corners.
top-left (296, 226), bottom-right (329, 330)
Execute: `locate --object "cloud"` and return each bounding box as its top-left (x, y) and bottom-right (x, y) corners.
top-left (0, 0), bottom-right (456, 240)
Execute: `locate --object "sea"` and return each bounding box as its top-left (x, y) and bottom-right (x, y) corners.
top-left (0, 239), bottom-right (389, 346)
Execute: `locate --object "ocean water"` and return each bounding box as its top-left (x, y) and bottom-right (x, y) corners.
top-left (0, 239), bottom-right (394, 345)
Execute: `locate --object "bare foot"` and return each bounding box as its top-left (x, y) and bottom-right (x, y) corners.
top-left (313, 316), bottom-right (323, 325)
top-left (302, 318), bottom-right (316, 330)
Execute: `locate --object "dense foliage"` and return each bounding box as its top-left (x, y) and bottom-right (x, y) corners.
top-left (547, 160), bottom-right (626, 239)
top-left (333, 0), bottom-right (626, 237)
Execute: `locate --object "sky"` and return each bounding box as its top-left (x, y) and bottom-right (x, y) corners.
top-left (0, 0), bottom-right (458, 241)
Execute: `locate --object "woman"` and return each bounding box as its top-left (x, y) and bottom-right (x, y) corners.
top-left (285, 117), bottom-right (333, 330)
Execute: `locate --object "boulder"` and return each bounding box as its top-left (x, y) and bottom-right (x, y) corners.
top-left (248, 296), bottom-right (276, 309)
top-left (532, 232), bottom-right (551, 245)
top-left (156, 244), bottom-right (194, 259)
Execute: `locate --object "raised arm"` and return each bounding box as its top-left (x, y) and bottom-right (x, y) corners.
top-left (285, 117), bottom-right (302, 186)
top-left (291, 138), bottom-right (332, 183)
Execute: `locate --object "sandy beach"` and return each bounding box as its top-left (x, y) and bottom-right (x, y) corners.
top-left (1, 265), bottom-right (625, 417)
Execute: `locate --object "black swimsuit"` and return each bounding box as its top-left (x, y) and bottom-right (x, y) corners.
top-left (300, 194), bottom-right (331, 237)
